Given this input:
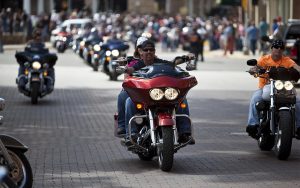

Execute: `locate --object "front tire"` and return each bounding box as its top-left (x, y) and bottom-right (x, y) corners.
top-left (6, 149), bottom-right (33, 188)
top-left (274, 110), bottom-right (293, 160)
top-left (158, 127), bottom-right (174, 171)
top-left (31, 82), bottom-right (40, 104)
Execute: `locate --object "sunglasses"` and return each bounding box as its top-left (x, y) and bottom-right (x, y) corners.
top-left (142, 48), bottom-right (155, 52)
top-left (272, 45), bottom-right (284, 50)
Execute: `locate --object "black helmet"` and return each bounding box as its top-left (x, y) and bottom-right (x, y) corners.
top-left (271, 39), bottom-right (285, 49)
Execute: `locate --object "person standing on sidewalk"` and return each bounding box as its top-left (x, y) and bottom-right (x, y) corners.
top-left (246, 21), bottom-right (259, 55)
top-left (258, 17), bottom-right (269, 55)
top-left (189, 27), bottom-right (203, 68)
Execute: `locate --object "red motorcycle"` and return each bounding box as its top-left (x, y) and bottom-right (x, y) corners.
top-left (116, 60), bottom-right (197, 171)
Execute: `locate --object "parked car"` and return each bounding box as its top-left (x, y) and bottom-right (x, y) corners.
top-left (283, 19), bottom-right (300, 65)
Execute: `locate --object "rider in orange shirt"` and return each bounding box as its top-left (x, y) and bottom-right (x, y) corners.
top-left (246, 39), bottom-right (300, 138)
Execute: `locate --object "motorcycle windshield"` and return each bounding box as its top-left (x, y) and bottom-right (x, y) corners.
top-left (132, 63), bottom-right (190, 79)
top-left (269, 67), bottom-right (300, 81)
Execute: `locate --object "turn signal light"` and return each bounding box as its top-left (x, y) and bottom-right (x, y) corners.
top-left (136, 103), bottom-right (143, 109)
top-left (180, 102), bottom-right (187, 109)
top-left (43, 71), bottom-right (48, 76)
top-left (25, 69), bottom-right (29, 75)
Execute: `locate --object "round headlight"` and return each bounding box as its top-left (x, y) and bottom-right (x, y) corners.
top-left (80, 41), bottom-right (85, 46)
top-left (93, 44), bottom-right (101, 51)
top-left (32, 61), bottom-right (41, 70)
top-left (274, 80), bottom-right (284, 90)
top-left (112, 49), bottom-right (119, 57)
top-left (62, 37), bottom-right (67, 42)
top-left (149, 88), bottom-right (164, 101)
top-left (164, 88), bottom-right (179, 100)
top-left (284, 81), bottom-right (294, 90)
top-left (105, 50), bottom-right (111, 56)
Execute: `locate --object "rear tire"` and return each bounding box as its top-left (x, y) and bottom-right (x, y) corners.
top-left (31, 82), bottom-right (39, 104)
top-left (158, 127), bottom-right (174, 171)
top-left (274, 110), bottom-right (293, 160)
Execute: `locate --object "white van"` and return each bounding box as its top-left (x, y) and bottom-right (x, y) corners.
top-left (50, 18), bottom-right (92, 45)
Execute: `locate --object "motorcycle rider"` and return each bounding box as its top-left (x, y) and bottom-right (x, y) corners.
top-left (16, 28), bottom-right (56, 94)
top-left (124, 39), bottom-right (195, 144)
top-left (246, 39), bottom-right (300, 139)
top-left (116, 36), bottom-right (148, 136)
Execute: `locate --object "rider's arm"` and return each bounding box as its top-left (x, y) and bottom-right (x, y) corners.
top-left (174, 53), bottom-right (195, 65)
top-left (292, 64), bottom-right (300, 73)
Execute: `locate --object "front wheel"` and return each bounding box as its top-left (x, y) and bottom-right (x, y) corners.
top-left (274, 110), bottom-right (293, 160)
top-left (158, 127), bottom-right (174, 171)
top-left (31, 82), bottom-right (40, 104)
top-left (5, 149), bottom-right (33, 188)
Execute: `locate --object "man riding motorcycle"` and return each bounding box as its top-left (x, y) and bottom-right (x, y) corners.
top-left (123, 39), bottom-right (196, 144)
top-left (16, 29), bottom-right (56, 94)
top-left (246, 39), bottom-right (300, 139)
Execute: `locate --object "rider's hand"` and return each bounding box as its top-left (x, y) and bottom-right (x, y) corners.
top-left (186, 53), bottom-right (195, 61)
top-left (248, 66), bottom-right (259, 75)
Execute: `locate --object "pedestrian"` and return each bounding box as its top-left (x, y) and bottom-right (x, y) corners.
top-left (258, 17), bottom-right (269, 54)
top-left (189, 27), bottom-right (203, 68)
top-left (246, 21), bottom-right (259, 55)
top-left (223, 22), bottom-right (235, 56)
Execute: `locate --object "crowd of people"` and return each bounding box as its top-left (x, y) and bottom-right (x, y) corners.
top-left (0, 7), bottom-right (287, 58)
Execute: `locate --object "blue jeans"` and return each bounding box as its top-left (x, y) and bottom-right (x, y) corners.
top-left (248, 88), bottom-right (300, 128)
top-left (117, 89), bottom-right (129, 130)
top-left (125, 97), bottom-right (191, 136)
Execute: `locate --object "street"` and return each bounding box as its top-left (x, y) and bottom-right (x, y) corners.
top-left (1, 45), bottom-right (300, 188)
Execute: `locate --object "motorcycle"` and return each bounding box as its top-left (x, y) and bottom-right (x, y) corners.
top-left (115, 58), bottom-right (197, 171)
top-left (55, 31), bottom-right (71, 53)
top-left (100, 39), bottom-right (129, 81)
top-left (247, 59), bottom-right (300, 160)
top-left (15, 46), bottom-right (57, 104)
top-left (0, 98), bottom-right (33, 187)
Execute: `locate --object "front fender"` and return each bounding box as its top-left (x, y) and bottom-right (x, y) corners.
top-left (0, 135), bottom-right (28, 153)
top-left (158, 113), bottom-right (175, 126)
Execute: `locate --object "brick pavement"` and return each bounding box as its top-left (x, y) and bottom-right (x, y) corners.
top-left (1, 86), bottom-right (300, 188)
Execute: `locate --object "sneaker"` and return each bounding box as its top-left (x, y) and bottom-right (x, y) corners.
top-left (246, 125), bottom-right (259, 139)
top-left (178, 133), bottom-right (195, 145)
top-left (116, 127), bottom-right (126, 136)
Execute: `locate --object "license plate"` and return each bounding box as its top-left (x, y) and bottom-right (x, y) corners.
top-left (32, 77), bottom-right (40, 81)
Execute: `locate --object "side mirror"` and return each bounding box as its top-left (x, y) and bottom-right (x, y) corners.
top-left (186, 63), bottom-right (196, 71)
top-left (0, 98), bottom-right (5, 111)
top-left (247, 59), bottom-right (257, 66)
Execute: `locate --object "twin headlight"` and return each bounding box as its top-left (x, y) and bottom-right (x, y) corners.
top-left (105, 50), bottom-right (119, 57)
top-left (274, 80), bottom-right (294, 90)
top-left (149, 88), bottom-right (179, 101)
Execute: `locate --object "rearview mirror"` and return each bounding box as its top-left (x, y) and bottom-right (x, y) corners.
top-left (247, 59), bottom-right (257, 66)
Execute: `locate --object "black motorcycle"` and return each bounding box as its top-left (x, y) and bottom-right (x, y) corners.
top-left (100, 39), bottom-right (129, 81)
top-left (0, 98), bottom-right (33, 187)
top-left (15, 46), bottom-right (57, 104)
top-left (247, 59), bottom-right (300, 160)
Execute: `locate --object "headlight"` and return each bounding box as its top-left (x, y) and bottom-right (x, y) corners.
top-left (149, 88), bottom-right (164, 100)
top-left (80, 41), bottom-right (85, 46)
top-left (112, 49), bottom-right (119, 57)
top-left (274, 80), bottom-right (284, 90)
top-left (164, 88), bottom-right (179, 100)
top-left (93, 44), bottom-right (101, 51)
top-left (62, 37), bottom-right (67, 42)
top-left (284, 81), bottom-right (294, 90)
top-left (32, 61), bottom-right (41, 70)
top-left (106, 50), bottom-right (111, 56)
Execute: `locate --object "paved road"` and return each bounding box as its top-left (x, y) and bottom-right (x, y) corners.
top-left (1, 46), bottom-right (300, 188)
